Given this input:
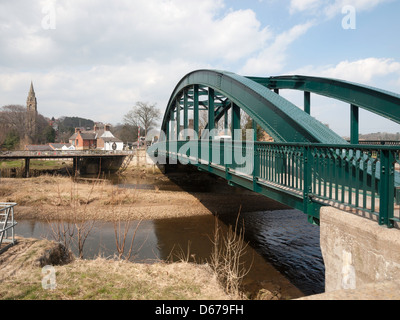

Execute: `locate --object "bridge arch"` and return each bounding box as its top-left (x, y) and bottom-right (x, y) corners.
top-left (160, 70), bottom-right (347, 144)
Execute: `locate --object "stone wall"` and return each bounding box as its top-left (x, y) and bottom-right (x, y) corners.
top-left (319, 206), bottom-right (400, 293)
top-left (133, 148), bottom-right (156, 166)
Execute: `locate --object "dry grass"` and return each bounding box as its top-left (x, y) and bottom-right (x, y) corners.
top-left (0, 238), bottom-right (234, 300)
top-left (0, 175), bottom-right (212, 221)
top-left (209, 213), bottom-right (251, 298)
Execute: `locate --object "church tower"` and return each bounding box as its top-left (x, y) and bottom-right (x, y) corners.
top-left (26, 81), bottom-right (38, 142)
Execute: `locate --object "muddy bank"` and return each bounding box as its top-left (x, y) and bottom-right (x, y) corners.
top-left (1, 171), bottom-right (290, 222)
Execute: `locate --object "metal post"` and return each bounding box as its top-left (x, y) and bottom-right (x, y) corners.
top-left (304, 91), bottom-right (311, 115)
top-left (231, 102), bottom-right (240, 135)
top-left (350, 104), bottom-right (359, 144)
top-left (208, 88), bottom-right (215, 166)
top-left (166, 120), bottom-right (170, 156)
top-left (303, 145), bottom-right (314, 221)
top-left (253, 143), bottom-right (260, 192)
top-left (176, 99), bottom-right (181, 141)
top-left (231, 102), bottom-right (241, 170)
top-left (224, 110), bottom-right (229, 135)
top-left (193, 85), bottom-right (199, 137)
top-left (379, 149), bottom-right (395, 227)
top-left (253, 119), bottom-right (257, 141)
top-left (170, 109), bottom-right (175, 139)
top-left (208, 88), bottom-right (215, 134)
top-left (169, 109), bottom-right (177, 164)
top-left (184, 89), bottom-right (189, 138)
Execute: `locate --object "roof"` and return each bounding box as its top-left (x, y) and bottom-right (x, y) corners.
top-left (69, 133), bottom-right (78, 140)
top-left (80, 132), bottom-right (97, 140)
top-left (69, 131), bottom-right (96, 140)
top-left (49, 143), bottom-right (71, 150)
top-left (69, 127), bottom-right (123, 143)
top-left (25, 145), bottom-right (53, 151)
top-left (101, 137), bottom-right (123, 143)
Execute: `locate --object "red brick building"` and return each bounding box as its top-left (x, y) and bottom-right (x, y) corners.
top-left (68, 124), bottom-right (123, 151)
top-left (69, 128), bottom-right (97, 150)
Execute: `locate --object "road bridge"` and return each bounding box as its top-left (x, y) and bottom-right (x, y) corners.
top-left (147, 69), bottom-right (400, 295)
top-left (0, 150), bottom-right (131, 177)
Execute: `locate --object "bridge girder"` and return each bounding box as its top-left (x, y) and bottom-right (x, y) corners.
top-left (247, 75), bottom-right (400, 125)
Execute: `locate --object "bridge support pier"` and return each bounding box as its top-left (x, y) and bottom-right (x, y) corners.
top-left (319, 206), bottom-right (400, 293)
top-left (73, 157), bottom-right (80, 176)
top-left (24, 158), bottom-right (30, 178)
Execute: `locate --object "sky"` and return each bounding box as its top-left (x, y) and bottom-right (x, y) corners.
top-left (0, 0), bottom-right (400, 137)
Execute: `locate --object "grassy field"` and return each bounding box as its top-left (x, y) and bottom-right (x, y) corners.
top-left (0, 238), bottom-right (233, 300)
top-left (0, 159), bottom-right (69, 170)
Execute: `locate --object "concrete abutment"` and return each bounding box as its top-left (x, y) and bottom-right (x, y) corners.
top-left (300, 206), bottom-right (400, 299)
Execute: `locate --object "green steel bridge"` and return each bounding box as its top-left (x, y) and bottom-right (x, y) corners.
top-left (147, 70), bottom-right (400, 228)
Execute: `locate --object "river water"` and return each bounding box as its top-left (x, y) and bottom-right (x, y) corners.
top-left (14, 170), bottom-right (325, 298)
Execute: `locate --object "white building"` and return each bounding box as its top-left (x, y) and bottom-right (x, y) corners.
top-left (100, 130), bottom-right (124, 151)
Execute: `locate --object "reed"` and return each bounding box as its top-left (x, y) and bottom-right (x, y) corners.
top-left (208, 209), bottom-right (251, 298)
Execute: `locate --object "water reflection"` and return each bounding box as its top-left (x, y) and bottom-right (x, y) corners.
top-left (217, 209), bottom-right (325, 295)
top-left (16, 208), bottom-right (323, 296)
top-left (16, 220), bottom-right (160, 261)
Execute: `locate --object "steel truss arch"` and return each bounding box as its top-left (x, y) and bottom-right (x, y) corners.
top-left (161, 70), bottom-right (347, 144)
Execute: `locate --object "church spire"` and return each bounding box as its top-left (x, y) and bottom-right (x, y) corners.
top-left (26, 81), bottom-right (38, 144)
top-left (29, 81), bottom-right (35, 94)
top-left (27, 81), bottom-right (37, 113)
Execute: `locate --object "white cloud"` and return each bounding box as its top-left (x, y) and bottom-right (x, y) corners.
top-left (324, 0), bottom-right (392, 18)
top-left (289, 0), bottom-right (321, 14)
top-left (240, 21), bottom-right (314, 75)
top-left (0, 0), bottom-right (272, 69)
top-left (289, 0), bottom-right (392, 17)
top-left (0, 0), bottom-right (276, 124)
top-left (292, 57), bottom-right (400, 84)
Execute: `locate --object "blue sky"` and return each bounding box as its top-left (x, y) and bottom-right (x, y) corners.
top-left (0, 0), bottom-right (399, 137)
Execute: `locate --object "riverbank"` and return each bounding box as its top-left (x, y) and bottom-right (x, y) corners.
top-left (0, 237), bottom-right (233, 300)
top-left (0, 168), bottom-right (306, 300)
top-left (0, 170), bottom-right (289, 222)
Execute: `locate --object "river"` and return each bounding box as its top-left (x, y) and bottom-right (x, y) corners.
top-left (14, 169), bottom-right (325, 297)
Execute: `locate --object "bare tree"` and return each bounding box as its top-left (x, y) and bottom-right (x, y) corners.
top-left (123, 102), bottom-right (161, 137)
top-left (0, 104), bottom-right (54, 148)
top-left (0, 105), bottom-right (27, 137)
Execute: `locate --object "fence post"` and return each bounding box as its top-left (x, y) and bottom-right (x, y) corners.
top-left (303, 145), bottom-right (319, 224)
top-left (379, 149), bottom-right (395, 228)
top-left (253, 143), bottom-right (260, 192)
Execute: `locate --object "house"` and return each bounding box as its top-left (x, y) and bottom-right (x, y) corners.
top-left (69, 128), bottom-right (97, 150)
top-left (68, 123), bottom-right (123, 151)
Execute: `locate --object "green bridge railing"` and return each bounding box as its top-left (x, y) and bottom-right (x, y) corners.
top-left (150, 140), bottom-right (400, 228)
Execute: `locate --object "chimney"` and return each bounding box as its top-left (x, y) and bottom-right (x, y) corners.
top-left (94, 124), bottom-right (98, 131)
top-left (105, 124), bottom-right (110, 131)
